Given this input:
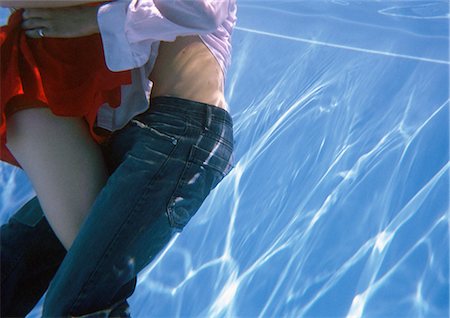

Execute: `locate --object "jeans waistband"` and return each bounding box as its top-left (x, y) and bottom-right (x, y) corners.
top-left (149, 96), bottom-right (233, 127)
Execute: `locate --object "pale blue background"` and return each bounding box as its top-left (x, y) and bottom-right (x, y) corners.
top-left (1, 1), bottom-right (449, 317)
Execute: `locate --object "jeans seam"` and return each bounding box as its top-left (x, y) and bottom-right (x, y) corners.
top-left (201, 129), bottom-right (233, 150)
top-left (68, 142), bottom-right (178, 314)
top-left (166, 157), bottom-right (193, 229)
top-left (130, 118), bottom-right (187, 142)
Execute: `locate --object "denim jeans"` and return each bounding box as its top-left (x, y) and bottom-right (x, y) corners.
top-left (0, 96), bottom-right (234, 317)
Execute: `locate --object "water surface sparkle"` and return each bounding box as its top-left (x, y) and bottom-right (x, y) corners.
top-left (0, 1), bottom-right (448, 317)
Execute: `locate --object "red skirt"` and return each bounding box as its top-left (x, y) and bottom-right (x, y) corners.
top-left (1, 11), bottom-right (131, 166)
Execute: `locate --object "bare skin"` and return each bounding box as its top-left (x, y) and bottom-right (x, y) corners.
top-left (19, 6), bottom-right (227, 108)
top-left (3, 2), bottom-right (106, 250)
top-left (6, 110), bottom-right (108, 250)
top-left (8, 4), bottom-right (227, 249)
top-left (150, 35), bottom-right (227, 109)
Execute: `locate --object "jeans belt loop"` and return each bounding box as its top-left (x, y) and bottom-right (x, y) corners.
top-left (204, 105), bottom-right (211, 131)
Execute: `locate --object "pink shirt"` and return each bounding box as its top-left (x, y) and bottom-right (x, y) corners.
top-left (96, 0), bottom-right (237, 131)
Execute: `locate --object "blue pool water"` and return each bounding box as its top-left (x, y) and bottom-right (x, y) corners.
top-left (1, 1), bottom-right (449, 317)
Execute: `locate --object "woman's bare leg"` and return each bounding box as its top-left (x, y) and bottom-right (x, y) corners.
top-left (6, 108), bottom-right (107, 250)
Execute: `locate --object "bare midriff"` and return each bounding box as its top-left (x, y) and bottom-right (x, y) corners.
top-left (149, 36), bottom-right (228, 110)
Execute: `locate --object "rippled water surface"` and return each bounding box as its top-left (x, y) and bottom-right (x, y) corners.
top-left (1, 1), bottom-right (449, 317)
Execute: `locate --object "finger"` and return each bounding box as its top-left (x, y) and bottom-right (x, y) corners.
top-left (21, 18), bottom-right (49, 30)
top-left (22, 8), bottom-right (52, 19)
top-left (24, 28), bottom-right (48, 39)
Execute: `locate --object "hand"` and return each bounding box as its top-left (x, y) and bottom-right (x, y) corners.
top-left (21, 6), bottom-right (100, 38)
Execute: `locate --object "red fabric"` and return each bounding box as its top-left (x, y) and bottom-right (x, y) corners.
top-left (1, 10), bottom-right (131, 166)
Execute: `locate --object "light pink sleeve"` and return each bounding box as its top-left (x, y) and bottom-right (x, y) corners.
top-left (97, 0), bottom-right (231, 71)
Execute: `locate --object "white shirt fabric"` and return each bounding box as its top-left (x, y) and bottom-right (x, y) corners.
top-left (95, 0), bottom-right (237, 131)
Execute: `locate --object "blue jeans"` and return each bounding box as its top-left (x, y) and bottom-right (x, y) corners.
top-left (0, 96), bottom-right (234, 317)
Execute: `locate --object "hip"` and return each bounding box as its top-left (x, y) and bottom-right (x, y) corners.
top-left (105, 96), bottom-right (234, 229)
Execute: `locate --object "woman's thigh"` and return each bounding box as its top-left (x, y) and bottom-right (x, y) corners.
top-left (43, 99), bottom-right (234, 317)
top-left (6, 108), bottom-right (108, 250)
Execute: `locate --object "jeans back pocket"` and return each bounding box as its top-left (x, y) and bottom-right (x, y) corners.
top-left (166, 140), bottom-right (233, 230)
